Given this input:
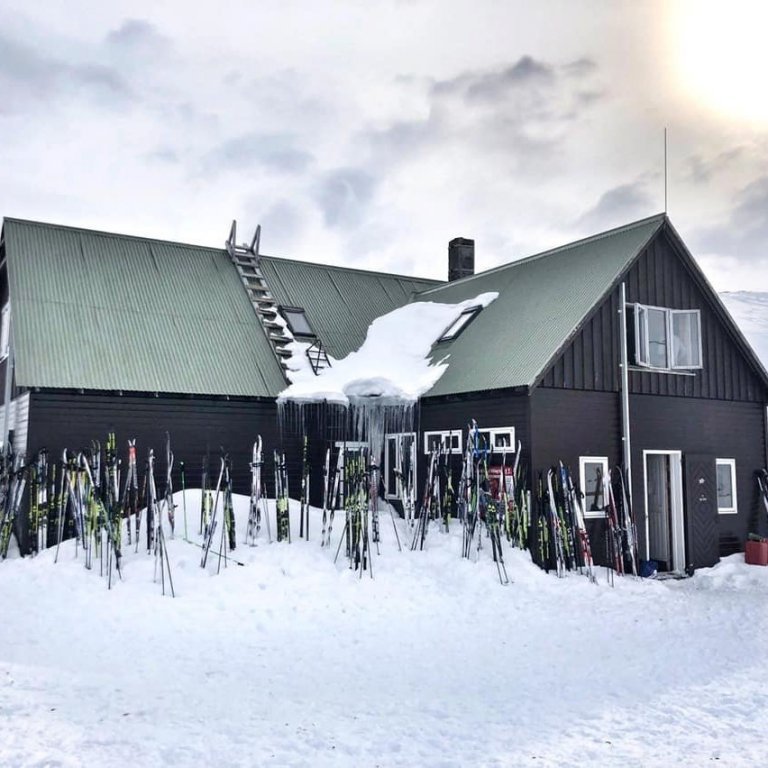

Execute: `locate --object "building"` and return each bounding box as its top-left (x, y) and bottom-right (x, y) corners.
top-left (2, 213), bottom-right (766, 570)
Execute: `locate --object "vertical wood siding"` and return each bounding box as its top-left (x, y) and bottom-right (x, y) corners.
top-left (530, 387), bottom-right (622, 565)
top-left (539, 229), bottom-right (767, 403)
top-left (630, 395), bottom-right (767, 557)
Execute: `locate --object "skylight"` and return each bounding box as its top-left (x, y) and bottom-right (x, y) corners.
top-left (438, 306), bottom-right (481, 342)
top-left (280, 306), bottom-right (315, 337)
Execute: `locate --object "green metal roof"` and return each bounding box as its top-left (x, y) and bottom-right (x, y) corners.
top-left (2, 218), bottom-right (287, 397)
top-left (415, 214), bottom-right (667, 396)
top-left (259, 256), bottom-right (440, 359)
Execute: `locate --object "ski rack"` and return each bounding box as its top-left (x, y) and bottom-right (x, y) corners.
top-left (225, 220), bottom-right (293, 374)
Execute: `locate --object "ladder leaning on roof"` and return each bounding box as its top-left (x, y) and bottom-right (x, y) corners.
top-left (225, 220), bottom-right (293, 374)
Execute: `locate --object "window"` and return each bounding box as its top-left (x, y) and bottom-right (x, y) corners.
top-left (437, 306), bottom-right (481, 342)
top-left (384, 433), bottom-right (416, 498)
top-left (579, 456), bottom-right (608, 518)
top-left (0, 304), bottom-right (9, 361)
top-left (633, 304), bottom-right (701, 370)
top-left (279, 306), bottom-right (315, 337)
top-left (423, 430), bottom-right (462, 454)
top-left (474, 427), bottom-right (515, 454)
top-left (716, 458), bottom-right (737, 514)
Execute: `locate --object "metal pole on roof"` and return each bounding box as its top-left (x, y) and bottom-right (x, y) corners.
top-left (619, 282), bottom-right (632, 505)
top-left (2, 311), bottom-right (13, 452)
top-left (664, 127), bottom-right (668, 214)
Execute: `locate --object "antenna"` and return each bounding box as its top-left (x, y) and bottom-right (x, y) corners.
top-left (664, 127), bottom-right (668, 214)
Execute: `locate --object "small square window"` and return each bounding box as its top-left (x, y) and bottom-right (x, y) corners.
top-left (280, 306), bottom-right (315, 337)
top-left (716, 459), bottom-right (737, 514)
top-left (438, 307), bottom-right (481, 342)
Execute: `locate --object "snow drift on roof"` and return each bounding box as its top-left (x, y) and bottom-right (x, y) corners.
top-left (278, 293), bottom-right (498, 405)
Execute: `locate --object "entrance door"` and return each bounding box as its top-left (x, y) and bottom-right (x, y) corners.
top-left (644, 451), bottom-right (685, 572)
top-left (684, 454), bottom-right (719, 569)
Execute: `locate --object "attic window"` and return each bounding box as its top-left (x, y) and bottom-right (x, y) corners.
top-left (438, 306), bottom-right (481, 342)
top-left (280, 306), bottom-right (315, 337)
top-left (632, 304), bottom-right (702, 370)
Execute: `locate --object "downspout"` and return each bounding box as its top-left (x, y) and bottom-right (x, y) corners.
top-left (619, 282), bottom-right (632, 504)
top-left (2, 308), bottom-right (13, 451)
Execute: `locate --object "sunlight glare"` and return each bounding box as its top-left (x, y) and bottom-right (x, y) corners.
top-left (677, 0), bottom-right (768, 123)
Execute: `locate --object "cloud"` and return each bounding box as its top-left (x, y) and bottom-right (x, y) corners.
top-left (105, 19), bottom-right (167, 50)
top-left (576, 181), bottom-right (654, 230)
top-left (313, 168), bottom-right (377, 228)
top-left (203, 133), bottom-right (315, 175)
top-left (562, 57), bottom-right (598, 77)
top-left (0, 33), bottom-right (133, 109)
top-left (692, 176), bottom-right (768, 262)
top-left (683, 147), bottom-right (744, 184)
top-left (363, 55), bottom-right (604, 173)
top-left (432, 55), bottom-right (554, 101)
top-left (258, 199), bottom-right (306, 253)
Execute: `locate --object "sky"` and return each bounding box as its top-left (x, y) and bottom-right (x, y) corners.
top-left (0, 0), bottom-right (766, 289)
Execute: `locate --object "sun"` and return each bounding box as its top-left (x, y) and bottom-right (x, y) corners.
top-left (675, 0), bottom-right (768, 123)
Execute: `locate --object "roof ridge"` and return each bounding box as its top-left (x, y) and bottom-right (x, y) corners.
top-left (260, 253), bottom-right (442, 284)
top-left (3, 217), bottom-right (229, 254)
top-left (2, 217), bottom-right (444, 284)
top-left (416, 212), bottom-right (667, 296)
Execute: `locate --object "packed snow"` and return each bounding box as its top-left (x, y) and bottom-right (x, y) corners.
top-left (720, 291), bottom-right (768, 368)
top-left (1, 493), bottom-right (767, 767)
top-left (279, 293), bottom-right (498, 404)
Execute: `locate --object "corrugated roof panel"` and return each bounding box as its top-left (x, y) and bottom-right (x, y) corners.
top-left (4, 219), bottom-right (286, 397)
top-left (417, 215), bottom-right (666, 396)
top-left (259, 256), bottom-right (440, 359)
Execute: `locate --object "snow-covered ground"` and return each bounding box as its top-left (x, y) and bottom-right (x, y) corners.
top-left (2, 493), bottom-right (767, 768)
top-left (721, 291), bottom-right (768, 368)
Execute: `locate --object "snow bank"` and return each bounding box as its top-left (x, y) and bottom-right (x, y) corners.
top-left (278, 293), bottom-right (498, 405)
top-left (1, 496), bottom-right (768, 767)
top-left (720, 291), bottom-right (768, 368)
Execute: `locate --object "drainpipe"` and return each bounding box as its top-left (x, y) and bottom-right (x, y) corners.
top-left (619, 282), bottom-right (632, 504)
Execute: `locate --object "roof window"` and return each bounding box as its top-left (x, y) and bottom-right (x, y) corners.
top-left (438, 306), bottom-right (481, 343)
top-left (280, 306), bottom-right (315, 337)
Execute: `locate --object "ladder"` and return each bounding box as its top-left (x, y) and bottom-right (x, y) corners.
top-left (226, 221), bottom-right (292, 373)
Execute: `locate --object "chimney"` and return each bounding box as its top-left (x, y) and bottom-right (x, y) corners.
top-left (448, 237), bottom-right (475, 282)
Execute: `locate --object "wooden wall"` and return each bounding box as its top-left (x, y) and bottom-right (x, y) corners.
top-left (27, 390), bottom-right (281, 497)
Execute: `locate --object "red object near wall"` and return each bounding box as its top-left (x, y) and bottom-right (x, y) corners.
top-left (745, 540), bottom-right (768, 566)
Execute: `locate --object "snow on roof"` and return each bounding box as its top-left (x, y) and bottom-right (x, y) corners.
top-left (277, 292), bottom-right (499, 405)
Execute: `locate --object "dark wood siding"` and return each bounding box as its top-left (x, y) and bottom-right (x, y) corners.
top-left (539, 228), bottom-right (767, 403)
top-left (419, 389), bottom-right (531, 491)
top-left (630, 395), bottom-right (767, 557)
top-left (625, 232), bottom-right (765, 401)
top-left (540, 288), bottom-right (621, 392)
top-left (530, 387), bottom-right (622, 565)
top-left (27, 391), bottom-right (280, 497)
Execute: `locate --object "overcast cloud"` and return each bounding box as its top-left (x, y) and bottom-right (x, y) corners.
top-left (0, 0), bottom-right (766, 289)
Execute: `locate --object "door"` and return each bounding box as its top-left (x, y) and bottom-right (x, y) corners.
top-left (644, 451), bottom-right (685, 572)
top-left (684, 454), bottom-right (720, 569)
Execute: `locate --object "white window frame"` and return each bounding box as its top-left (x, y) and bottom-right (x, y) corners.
top-left (715, 458), bottom-right (738, 515)
top-left (0, 303), bottom-right (9, 361)
top-left (579, 456), bottom-right (609, 519)
top-left (481, 426), bottom-right (516, 454)
top-left (437, 306), bottom-right (481, 342)
top-left (633, 303), bottom-right (702, 371)
top-left (384, 432), bottom-right (417, 499)
top-left (423, 430), bottom-right (462, 454)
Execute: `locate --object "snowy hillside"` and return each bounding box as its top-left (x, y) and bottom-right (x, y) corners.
top-left (2, 494), bottom-right (768, 767)
top-left (720, 291), bottom-right (768, 368)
